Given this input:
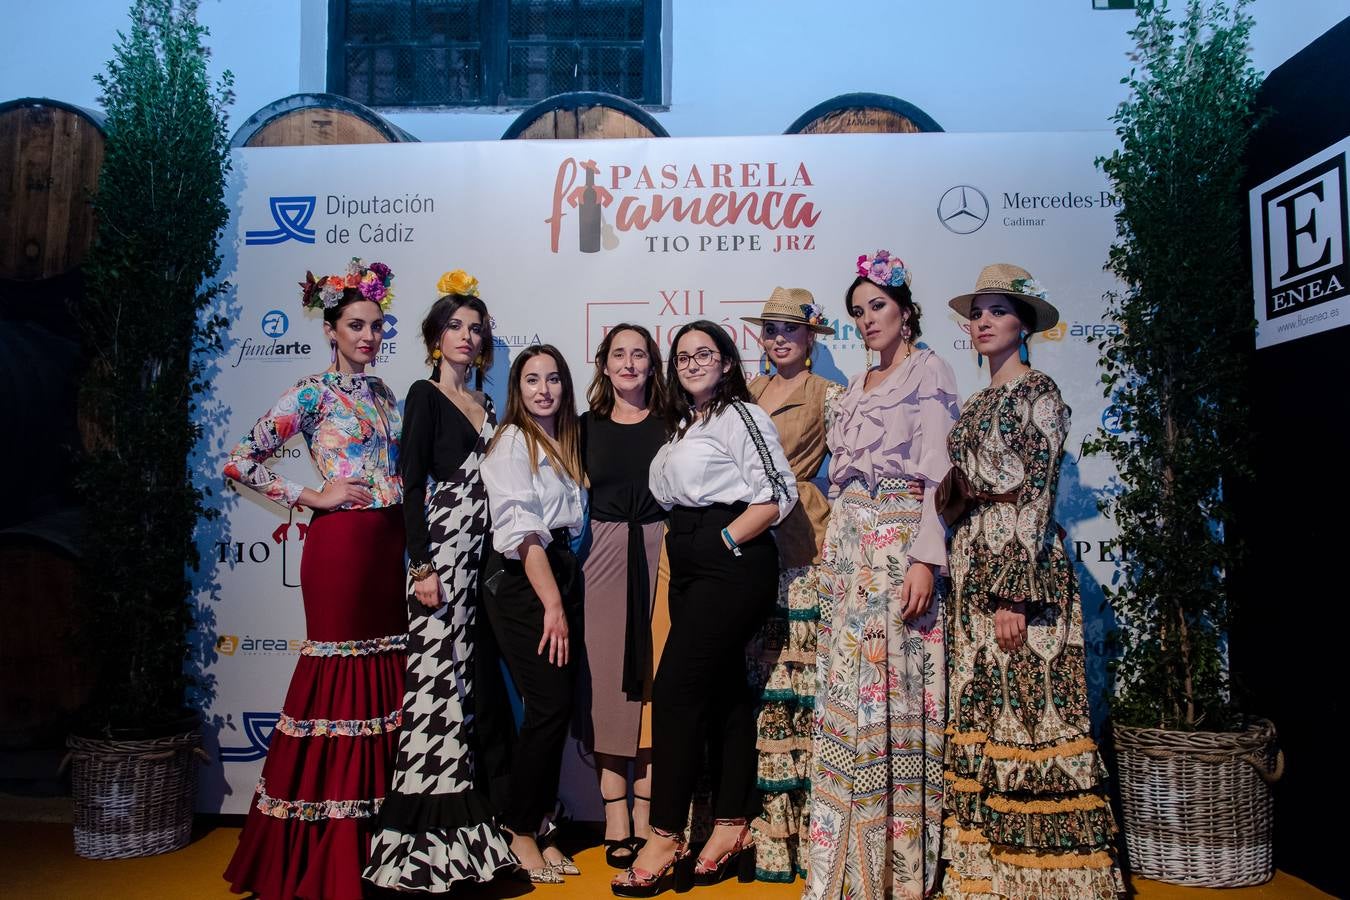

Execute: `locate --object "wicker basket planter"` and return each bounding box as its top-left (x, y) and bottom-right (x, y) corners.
top-left (1116, 719), bottom-right (1282, 887)
top-left (66, 729), bottom-right (204, 859)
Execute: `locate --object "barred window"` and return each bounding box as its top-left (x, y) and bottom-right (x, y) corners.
top-left (329, 0), bottom-right (662, 107)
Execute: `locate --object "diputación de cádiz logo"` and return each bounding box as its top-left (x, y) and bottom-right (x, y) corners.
top-left (219, 711), bottom-right (282, 763)
top-left (246, 196), bottom-right (318, 245)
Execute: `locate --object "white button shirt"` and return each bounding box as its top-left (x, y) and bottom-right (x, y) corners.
top-left (649, 402), bottom-right (798, 524)
top-left (481, 425), bottom-right (586, 559)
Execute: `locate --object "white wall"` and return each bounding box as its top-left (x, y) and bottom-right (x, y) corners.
top-left (2, 1), bottom-right (1345, 140)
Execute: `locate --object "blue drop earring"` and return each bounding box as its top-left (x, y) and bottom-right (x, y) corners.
top-left (976, 352), bottom-right (984, 368)
top-left (1018, 333), bottom-right (1030, 365)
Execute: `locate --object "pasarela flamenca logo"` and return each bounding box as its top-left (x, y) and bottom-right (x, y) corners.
top-left (546, 157), bottom-right (820, 254)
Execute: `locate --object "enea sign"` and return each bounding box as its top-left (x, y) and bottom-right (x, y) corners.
top-left (1251, 136), bottom-right (1350, 348)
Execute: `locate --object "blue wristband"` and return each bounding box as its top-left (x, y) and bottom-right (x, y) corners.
top-left (722, 527), bottom-right (743, 557)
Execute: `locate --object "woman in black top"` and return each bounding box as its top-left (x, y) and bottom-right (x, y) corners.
top-left (580, 324), bottom-right (670, 869)
top-left (364, 273), bottom-right (517, 891)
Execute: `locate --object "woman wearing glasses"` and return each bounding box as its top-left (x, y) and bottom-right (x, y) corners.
top-left (612, 321), bottom-right (796, 897)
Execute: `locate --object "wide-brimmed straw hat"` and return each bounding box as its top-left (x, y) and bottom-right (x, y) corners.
top-left (948, 263), bottom-right (1060, 332)
top-left (740, 286), bottom-right (835, 335)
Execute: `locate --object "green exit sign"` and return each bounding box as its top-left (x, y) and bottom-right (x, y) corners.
top-left (1093, 0), bottom-right (1136, 8)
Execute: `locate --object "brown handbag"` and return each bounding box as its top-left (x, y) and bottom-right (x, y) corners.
top-left (936, 466), bottom-right (1018, 526)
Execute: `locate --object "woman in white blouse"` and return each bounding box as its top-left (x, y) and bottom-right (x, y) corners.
top-left (480, 344), bottom-right (587, 884)
top-left (612, 321), bottom-right (797, 897)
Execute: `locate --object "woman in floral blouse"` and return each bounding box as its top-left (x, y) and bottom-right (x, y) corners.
top-left (223, 260), bottom-right (408, 900)
top-left (940, 263), bottom-right (1122, 899)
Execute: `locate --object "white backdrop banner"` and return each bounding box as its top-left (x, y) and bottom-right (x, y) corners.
top-left (195, 132), bottom-right (1125, 815)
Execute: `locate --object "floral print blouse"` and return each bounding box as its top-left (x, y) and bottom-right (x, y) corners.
top-left (224, 371), bottom-right (403, 509)
top-left (946, 369), bottom-right (1069, 609)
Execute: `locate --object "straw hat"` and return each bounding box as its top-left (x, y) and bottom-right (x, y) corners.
top-left (740, 286), bottom-right (835, 335)
top-left (948, 263), bottom-right (1060, 332)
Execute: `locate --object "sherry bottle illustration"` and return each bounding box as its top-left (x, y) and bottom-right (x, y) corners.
top-left (579, 161), bottom-right (602, 253)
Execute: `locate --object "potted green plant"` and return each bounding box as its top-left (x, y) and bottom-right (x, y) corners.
top-left (65, 0), bottom-right (232, 859)
top-left (1085, 0), bottom-right (1282, 887)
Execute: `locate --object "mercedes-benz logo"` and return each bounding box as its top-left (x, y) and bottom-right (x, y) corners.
top-left (938, 185), bottom-right (990, 234)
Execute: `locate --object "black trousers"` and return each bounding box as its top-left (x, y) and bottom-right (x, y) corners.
top-left (483, 529), bottom-right (583, 835)
top-left (650, 503), bottom-right (777, 833)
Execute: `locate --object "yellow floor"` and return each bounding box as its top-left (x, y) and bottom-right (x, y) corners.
top-left (0, 822), bottom-right (1331, 900)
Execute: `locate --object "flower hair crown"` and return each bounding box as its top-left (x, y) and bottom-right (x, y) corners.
top-left (857, 250), bottom-right (910, 288)
top-left (300, 258), bottom-right (395, 311)
top-left (437, 269), bottom-right (480, 297)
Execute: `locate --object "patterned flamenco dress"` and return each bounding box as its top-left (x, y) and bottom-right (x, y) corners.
top-left (940, 370), bottom-right (1123, 899)
top-left (222, 371), bottom-right (408, 900)
top-left (365, 383), bottom-right (517, 889)
top-left (745, 372), bottom-right (843, 883)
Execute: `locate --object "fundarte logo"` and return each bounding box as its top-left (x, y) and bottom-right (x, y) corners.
top-left (546, 157), bottom-right (820, 255)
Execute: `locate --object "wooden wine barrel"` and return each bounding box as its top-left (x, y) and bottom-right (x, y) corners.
top-left (503, 91), bottom-right (668, 140)
top-left (0, 535), bottom-right (88, 747)
top-left (0, 98), bottom-right (106, 281)
top-left (231, 92), bottom-right (417, 148)
top-left (785, 92), bottom-right (943, 135)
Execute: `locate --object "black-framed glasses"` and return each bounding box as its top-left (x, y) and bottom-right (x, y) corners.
top-left (674, 348), bottom-right (720, 369)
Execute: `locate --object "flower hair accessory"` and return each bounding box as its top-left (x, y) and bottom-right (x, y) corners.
top-left (1009, 276), bottom-right (1047, 300)
top-left (300, 258), bottom-right (395, 311)
top-left (801, 302), bottom-right (826, 328)
top-left (856, 250), bottom-right (910, 288)
top-left (437, 269), bottom-right (480, 297)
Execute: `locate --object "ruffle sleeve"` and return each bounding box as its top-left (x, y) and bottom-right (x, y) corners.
top-left (907, 353), bottom-right (961, 568)
top-left (481, 426), bottom-right (553, 560)
top-left (728, 402), bottom-right (798, 525)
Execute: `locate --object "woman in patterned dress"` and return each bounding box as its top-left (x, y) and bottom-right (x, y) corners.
top-left (738, 288), bottom-right (843, 883)
top-left (364, 271), bottom-right (517, 891)
top-left (805, 252), bottom-right (960, 900)
top-left (223, 260), bottom-right (407, 900)
top-left (940, 264), bottom-right (1122, 899)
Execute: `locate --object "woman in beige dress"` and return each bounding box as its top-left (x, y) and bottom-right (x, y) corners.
top-left (739, 288), bottom-right (843, 883)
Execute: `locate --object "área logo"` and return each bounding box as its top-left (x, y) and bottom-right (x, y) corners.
top-left (1039, 321), bottom-right (1067, 341)
top-left (216, 634), bottom-right (239, 656)
top-left (246, 196), bottom-right (317, 245)
top-left (261, 309), bottom-right (289, 338)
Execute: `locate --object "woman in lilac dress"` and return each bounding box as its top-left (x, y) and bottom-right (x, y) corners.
top-left (804, 251), bottom-right (960, 900)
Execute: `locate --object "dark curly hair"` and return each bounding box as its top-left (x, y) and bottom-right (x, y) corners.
top-left (844, 276), bottom-right (923, 342)
top-left (665, 320), bottom-right (751, 438)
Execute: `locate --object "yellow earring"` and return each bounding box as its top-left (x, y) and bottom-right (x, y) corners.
top-left (763, 356), bottom-right (772, 375)
top-left (431, 348), bottom-right (442, 360)
top-left (805, 355), bottom-right (812, 370)
top-left (473, 354), bottom-right (484, 367)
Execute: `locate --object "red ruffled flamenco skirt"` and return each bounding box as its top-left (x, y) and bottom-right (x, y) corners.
top-left (225, 506), bottom-right (408, 900)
